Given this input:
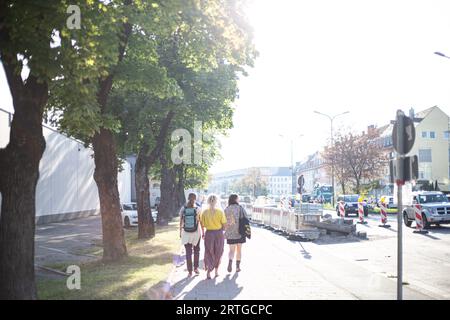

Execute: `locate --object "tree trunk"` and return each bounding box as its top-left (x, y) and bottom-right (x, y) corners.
top-left (169, 167), bottom-right (179, 218)
top-left (90, 0), bottom-right (132, 261)
top-left (341, 181), bottom-right (346, 195)
top-left (355, 178), bottom-right (360, 194)
top-left (158, 160), bottom-right (171, 225)
top-left (0, 66), bottom-right (47, 299)
top-left (134, 111), bottom-right (174, 238)
top-left (92, 128), bottom-right (127, 262)
top-left (176, 165), bottom-right (186, 208)
top-left (135, 143), bottom-right (154, 239)
top-left (158, 155), bottom-right (178, 224)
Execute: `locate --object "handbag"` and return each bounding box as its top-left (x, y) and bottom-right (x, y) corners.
top-left (238, 206), bottom-right (251, 239)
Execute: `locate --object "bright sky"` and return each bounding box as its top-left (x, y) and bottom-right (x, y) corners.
top-left (2, 0), bottom-right (450, 174)
top-left (210, 0), bottom-right (450, 173)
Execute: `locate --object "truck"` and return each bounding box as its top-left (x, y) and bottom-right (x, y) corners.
top-left (312, 184), bottom-right (333, 203)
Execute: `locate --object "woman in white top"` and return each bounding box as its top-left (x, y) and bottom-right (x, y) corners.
top-left (179, 193), bottom-right (204, 277)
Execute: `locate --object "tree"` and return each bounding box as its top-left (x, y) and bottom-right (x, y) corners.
top-left (0, 0), bottom-right (116, 299)
top-left (234, 168), bottom-right (268, 197)
top-left (323, 130), bottom-right (387, 194)
top-left (322, 133), bottom-right (353, 194)
top-left (0, 0), bottom-right (257, 297)
top-left (102, 0), bottom-right (256, 238)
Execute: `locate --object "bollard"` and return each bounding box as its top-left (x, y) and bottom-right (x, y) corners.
top-left (339, 201), bottom-right (345, 219)
top-left (357, 201), bottom-right (367, 224)
top-left (378, 201), bottom-right (391, 228)
top-left (413, 203), bottom-right (428, 234)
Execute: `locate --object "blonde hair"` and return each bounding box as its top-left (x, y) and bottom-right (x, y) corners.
top-left (206, 194), bottom-right (218, 213)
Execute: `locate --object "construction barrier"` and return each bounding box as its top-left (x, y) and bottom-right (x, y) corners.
top-left (357, 201), bottom-right (366, 224)
top-left (339, 201), bottom-right (345, 219)
top-left (380, 203), bottom-right (387, 224)
top-left (248, 205), bottom-right (323, 235)
top-left (295, 203), bottom-right (323, 215)
top-left (413, 203), bottom-right (428, 234)
top-left (378, 201), bottom-right (391, 228)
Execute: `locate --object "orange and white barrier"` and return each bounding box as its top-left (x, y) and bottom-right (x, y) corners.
top-left (414, 204), bottom-right (424, 231)
top-left (339, 201), bottom-right (345, 219)
top-left (380, 202), bottom-right (388, 225)
top-left (358, 201), bottom-right (365, 223)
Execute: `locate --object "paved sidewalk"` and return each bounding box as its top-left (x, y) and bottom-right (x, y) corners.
top-left (168, 226), bottom-right (357, 300)
top-left (168, 221), bottom-right (434, 300)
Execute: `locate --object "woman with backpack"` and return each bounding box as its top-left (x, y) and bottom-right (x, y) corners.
top-left (200, 194), bottom-right (227, 279)
top-left (179, 193), bottom-right (203, 277)
top-left (224, 194), bottom-right (248, 273)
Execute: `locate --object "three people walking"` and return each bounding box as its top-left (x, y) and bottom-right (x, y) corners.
top-left (179, 193), bottom-right (249, 279)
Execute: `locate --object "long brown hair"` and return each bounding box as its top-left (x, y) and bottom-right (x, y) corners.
top-left (228, 194), bottom-right (239, 206)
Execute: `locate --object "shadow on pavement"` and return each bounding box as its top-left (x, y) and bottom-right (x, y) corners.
top-left (313, 235), bottom-right (362, 245)
top-left (294, 242), bottom-right (312, 259)
top-left (177, 273), bottom-right (242, 300)
top-left (425, 225), bottom-right (450, 234)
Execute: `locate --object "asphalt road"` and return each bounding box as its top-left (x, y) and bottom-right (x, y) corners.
top-left (35, 215), bottom-right (102, 276)
top-left (317, 209), bottom-right (450, 299)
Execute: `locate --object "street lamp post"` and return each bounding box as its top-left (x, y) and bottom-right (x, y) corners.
top-left (434, 50), bottom-right (450, 210)
top-left (279, 134), bottom-right (303, 195)
top-left (313, 110), bottom-right (350, 207)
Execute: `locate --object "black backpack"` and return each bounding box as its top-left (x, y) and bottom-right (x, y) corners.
top-left (183, 206), bottom-right (198, 232)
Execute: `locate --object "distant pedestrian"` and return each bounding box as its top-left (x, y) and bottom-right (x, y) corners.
top-left (179, 193), bottom-right (203, 277)
top-left (224, 194), bottom-right (248, 273)
top-left (200, 194), bottom-right (227, 279)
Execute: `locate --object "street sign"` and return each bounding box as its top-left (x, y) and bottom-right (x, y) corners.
top-left (297, 175), bottom-right (305, 190)
top-left (392, 115), bottom-right (415, 155)
top-left (389, 155), bottom-right (419, 183)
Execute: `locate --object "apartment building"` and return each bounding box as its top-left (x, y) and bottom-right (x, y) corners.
top-left (295, 151), bottom-right (331, 193)
top-left (372, 106), bottom-right (450, 193)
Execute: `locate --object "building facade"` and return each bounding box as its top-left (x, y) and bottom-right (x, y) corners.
top-left (371, 106), bottom-right (450, 194)
top-left (295, 151), bottom-right (331, 193)
top-left (0, 108), bottom-right (132, 224)
top-left (208, 167), bottom-right (292, 196)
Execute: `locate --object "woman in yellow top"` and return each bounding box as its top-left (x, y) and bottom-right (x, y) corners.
top-left (200, 194), bottom-right (227, 279)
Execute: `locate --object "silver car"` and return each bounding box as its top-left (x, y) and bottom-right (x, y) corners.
top-left (403, 191), bottom-right (450, 228)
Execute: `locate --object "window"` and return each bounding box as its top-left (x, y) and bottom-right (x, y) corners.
top-left (444, 131), bottom-right (450, 140)
top-left (422, 131), bottom-right (427, 138)
top-left (430, 131), bottom-right (436, 139)
top-left (419, 149), bottom-right (432, 163)
top-left (418, 194), bottom-right (447, 204)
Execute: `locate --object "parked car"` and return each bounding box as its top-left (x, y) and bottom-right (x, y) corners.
top-left (301, 194), bottom-right (312, 203)
top-left (403, 191), bottom-right (450, 228)
top-left (121, 203), bottom-right (157, 228)
top-left (336, 194), bottom-right (368, 217)
top-left (154, 196), bottom-right (160, 209)
top-left (121, 203), bottom-right (138, 228)
top-left (378, 195), bottom-right (396, 209)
